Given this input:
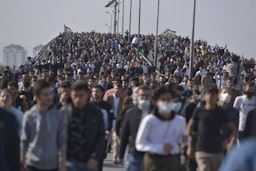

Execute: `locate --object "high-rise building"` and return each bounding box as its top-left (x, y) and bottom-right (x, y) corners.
top-left (3, 44), bottom-right (27, 68)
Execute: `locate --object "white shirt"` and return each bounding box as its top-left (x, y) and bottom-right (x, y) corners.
top-left (132, 37), bottom-right (138, 44)
top-left (233, 95), bottom-right (256, 131)
top-left (136, 114), bottom-right (188, 155)
top-left (141, 65), bottom-right (148, 74)
top-left (195, 70), bottom-right (205, 77)
top-left (180, 82), bottom-right (188, 91)
top-left (124, 65), bottom-right (130, 72)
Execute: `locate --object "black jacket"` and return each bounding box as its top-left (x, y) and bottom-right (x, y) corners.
top-left (0, 109), bottom-right (20, 171)
top-left (115, 105), bottom-right (133, 137)
top-left (62, 103), bottom-right (105, 163)
top-left (93, 101), bottom-right (114, 132)
top-left (119, 107), bottom-right (142, 158)
top-left (244, 109), bottom-right (256, 139)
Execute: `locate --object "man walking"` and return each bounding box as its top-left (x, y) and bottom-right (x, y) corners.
top-left (20, 80), bottom-right (66, 171)
top-left (233, 82), bottom-right (256, 139)
top-left (187, 85), bottom-right (238, 171)
top-left (91, 85), bottom-right (114, 171)
top-left (118, 85), bottom-right (152, 171)
top-left (62, 80), bottom-right (105, 171)
top-left (105, 84), bottom-right (124, 163)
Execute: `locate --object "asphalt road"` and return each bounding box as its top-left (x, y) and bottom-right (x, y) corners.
top-left (103, 153), bottom-right (124, 171)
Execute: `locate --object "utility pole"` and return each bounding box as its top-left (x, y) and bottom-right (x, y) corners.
top-left (154, 0), bottom-right (160, 72)
top-left (105, 0), bottom-right (118, 35)
top-left (114, 1), bottom-right (117, 35)
top-left (137, 0), bottom-right (141, 59)
top-left (106, 11), bottom-right (113, 33)
top-left (189, 0), bottom-right (196, 79)
top-left (122, 0), bottom-right (125, 36)
top-left (117, 0), bottom-right (120, 34)
top-left (128, 0), bottom-right (132, 42)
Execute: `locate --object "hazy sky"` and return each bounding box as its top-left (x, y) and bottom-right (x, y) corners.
top-left (0, 0), bottom-right (255, 60)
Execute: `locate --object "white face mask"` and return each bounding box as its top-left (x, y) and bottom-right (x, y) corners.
top-left (138, 100), bottom-right (151, 110)
top-left (157, 102), bottom-right (173, 114)
top-left (220, 92), bottom-right (231, 104)
top-left (171, 102), bottom-right (182, 113)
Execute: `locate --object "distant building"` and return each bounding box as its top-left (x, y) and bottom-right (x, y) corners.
top-left (3, 44), bottom-right (27, 68)
top-left (33, 44), bottom-right (44, 57)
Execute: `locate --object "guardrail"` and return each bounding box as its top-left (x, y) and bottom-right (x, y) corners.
top-left (33, 39), bottom-right (55, 63)
top-left (135, 48), bottom-right (160, 74)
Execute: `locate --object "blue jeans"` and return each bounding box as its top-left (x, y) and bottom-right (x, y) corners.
top-left (124, 152), bottom-right (144, 171)
top-left (67, 158), bottom-right (98, 171)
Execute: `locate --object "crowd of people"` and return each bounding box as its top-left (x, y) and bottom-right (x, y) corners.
top-left (1, 31), bottom-right (256, 171)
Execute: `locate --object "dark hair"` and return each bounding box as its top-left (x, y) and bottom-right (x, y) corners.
top-left (61, 81), bottom-right (71, 89)
top-left (113, 78), bottom-right (122, 84)
top-left (137, 85), bottom-right (151, 92)
top-left (114, 83), bottom-right (122, 88)
top-left (23, 81), bottom-right (31, 88)
top-left (0, 88), bottom-right (13, 98)
top-left (231, 55), bottom-right (239, 63)
top-left (152, 85), bottom-right (175, 101)
top-left (131, 77), bottom-right (139, 83)
top-left (33, 79), bottom-right (50, 96)
top-left (244, 82), bottom-right (255, 88)
top-left (7, 81), bottom-right (18, 89)
top-left (127, 88), bottom-right (133, 96)
top-left (122, 78), bottom-right (129, 83)
top-left (88, 76), bottom-right (95, 80)
top-left (71, 80), bottom-right (90, 93)
top-left (65, 71), bottom-right (73, 76)
top-left (47, 77), bottom-right (56, 84)
top-left (92, 85), bottom-right (104, 93)
top-left (227, 77), bottom-right (233, 82)
top-left (202, 84), bottom-right (218, 94)
top-left (188, 79), bottom-right (195, 83)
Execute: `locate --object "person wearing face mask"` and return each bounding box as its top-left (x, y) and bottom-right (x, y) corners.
top-left (118, 85), bottom-right (152, 171)
top-left (171, 99), bottom-right (183, 114)
top-left (135, 85), bottom-right (189, 171)
top-left (233, 82), bottom-right (256, 139)
top-left (187, 85), bottom-right (238, 171)
top-left (218, 88), bottom-right (239, 152)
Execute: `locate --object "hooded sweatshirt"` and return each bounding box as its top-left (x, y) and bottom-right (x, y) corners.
top-left (20, 105), bottom-right (66, 170)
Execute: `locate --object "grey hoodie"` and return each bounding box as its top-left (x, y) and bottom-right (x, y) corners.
top-left (20, 105), bottom-right (66, 170)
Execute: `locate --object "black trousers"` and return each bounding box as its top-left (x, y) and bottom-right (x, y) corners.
top-left (239, 131), bottom-right (244, 140)
top-left (26, 166), bottom-right (58, 171)
top-left (98, 140), bottom-right (109, 171)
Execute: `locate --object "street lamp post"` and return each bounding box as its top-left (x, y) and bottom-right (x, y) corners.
top-left (105, 24), bottom-right (111, 33)
top-left (154, 0), bottom-right (160, 72)
top-left (117, 0), bottom-right (120, 34)
top-left (114, 2), bottom-right (117, 35)
top-left (128, 0), bottom-right (132, 42)
top-left (122, 0), bottom-right (125, 36)
top-left (189, 0), bottom-right (196, 79)
top-left (106, 11), bottom-right (113, 34)
top-left (137, 0), bottom-right (141, 59)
